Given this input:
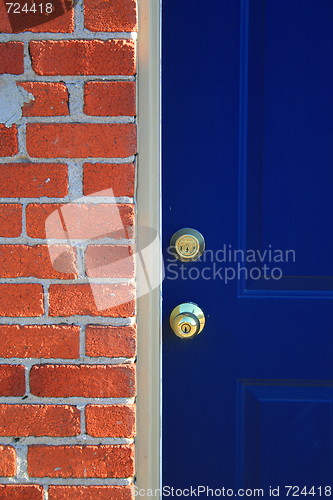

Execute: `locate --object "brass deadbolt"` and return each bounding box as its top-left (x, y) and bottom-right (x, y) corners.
top-left (170, 228), bottom-right (205, 262)
top-left (170, 303), bottom-right (205, 339)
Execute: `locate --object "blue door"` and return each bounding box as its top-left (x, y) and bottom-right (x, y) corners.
top-left (163, 0), bottom-right (333, 496)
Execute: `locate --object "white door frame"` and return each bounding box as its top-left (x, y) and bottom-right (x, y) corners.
top-left (136, 0), bottom-right (162, 495)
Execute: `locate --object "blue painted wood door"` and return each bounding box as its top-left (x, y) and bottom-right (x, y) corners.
top-left (162, 0), bottom-right (333, 496)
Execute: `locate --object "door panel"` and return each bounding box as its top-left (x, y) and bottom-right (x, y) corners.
top-left (163, 0), bottom-right (333, 495)
top-left (239, 382), bottom-right (333, 487)
top-left (241, 0), bottom-right (333, 292)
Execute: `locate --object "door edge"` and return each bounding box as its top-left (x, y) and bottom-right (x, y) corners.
top-left (136, 0), bottom-right (162, 496)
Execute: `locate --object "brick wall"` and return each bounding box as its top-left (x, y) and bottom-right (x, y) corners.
top-left (0, 1), bottom-right (137, 498)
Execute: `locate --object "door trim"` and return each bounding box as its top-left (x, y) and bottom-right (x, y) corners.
top-left (136, 0), bottom-right (162, 495)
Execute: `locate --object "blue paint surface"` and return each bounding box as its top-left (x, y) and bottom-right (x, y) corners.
top-left (163, 0), bottom-right (333, 496)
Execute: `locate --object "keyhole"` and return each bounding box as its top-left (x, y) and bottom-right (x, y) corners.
top-left (181, 323), bottom-right (191, 333)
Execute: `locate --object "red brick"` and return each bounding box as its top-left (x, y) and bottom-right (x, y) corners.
top-left (0, 204), bottom-right (22, 237)
top-left (26, 123), bottom-right (136, 158)
top-left (26, 203), bottom-right (134, 239)
top-left (30, 364), bottom-right (136, 398)
top-left (49, 485), bottom-right (133, 500)
top-left (0, 365), bottom-right (25, 396)
top-left (0, 1), bottom-right (73, 33)
top-left (0, 125), bottom-right (18, 156)
top-left (0, 42), bottom-right (23, 74)
top-left (28, 445), bottom-right (134, 478)
top-left (0, 245), bottom-right (77, 279)
top-left (0, 2), bottom-right (11, 32)
top-left (0, 325), bottom-right (79, 358)
top-left (0, 405), bottom-right (80, 437)
top-left (30, 40), bottom-right (135, 76)
top-left (83, 163), bottom-right (135, 197)
top-left (18, 83), bottom-right (69, 117)
top-left (86, 405), bottom-right (135, 438)
top-left (85, 245), bottom-right (134, 278)
top-left (0, 163), bottom-right (68, 198)
top-left (0, 485), bottom-right (43, 499)
top-left (84, 0), bottom-right (137, 32)
top-left (27, 11), bottom-right (74, 33)
top-left (0, 446), bottom-right (16, 476)
top-left (86, 325), bottom-right (136, 358)
top-left (49, 283), bottom-right (135, 317)
top-left (84, 82), bottom-right (136, 116)
top-left (0, 284), bottom-right (43, 317)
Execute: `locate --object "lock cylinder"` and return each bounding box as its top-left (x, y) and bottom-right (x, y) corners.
top-left (170, 303), bottom-right (205, 339)
top-left (170, 228), bottom-right (205, 262)
top-left (173, 313), bottom-right (199, 338)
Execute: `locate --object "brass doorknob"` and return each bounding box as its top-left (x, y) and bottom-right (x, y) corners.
top-left (170, 303), bottom-right (205, 339)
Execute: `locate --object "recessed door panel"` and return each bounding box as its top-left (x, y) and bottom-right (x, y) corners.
top-left (238, 382), bottom-right (333, 487)
top-left (240, 0), bottom-right (333, 293)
